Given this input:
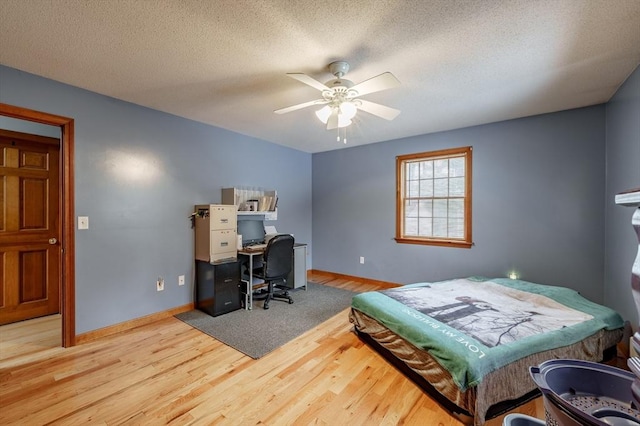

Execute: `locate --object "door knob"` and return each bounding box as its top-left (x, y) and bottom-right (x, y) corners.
top-left (49, 238), bottom-right (57, 245)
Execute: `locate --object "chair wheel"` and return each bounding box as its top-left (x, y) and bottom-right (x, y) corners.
top-left (288, 299), bottom-right (294, 304)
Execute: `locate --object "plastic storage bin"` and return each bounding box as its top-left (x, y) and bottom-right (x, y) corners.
top-left (530, 359), bottom-right (639, 426)
top-left (502, 413), bottom-right (545, 426)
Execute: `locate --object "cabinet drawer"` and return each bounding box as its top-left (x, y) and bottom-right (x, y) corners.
top-left (209, 205), bottom-right (237, 230)
top-left (210, 229), bottom-right (237, 255)
top-left (212, 260), bottom-right (241, 283)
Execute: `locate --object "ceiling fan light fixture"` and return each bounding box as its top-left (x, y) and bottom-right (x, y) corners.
top-left (315, 105), bottom-right (332, 123)
top-left (316, 102), bottom-right (357, 127)
top-left (339, 101), bottom-right (357, 120)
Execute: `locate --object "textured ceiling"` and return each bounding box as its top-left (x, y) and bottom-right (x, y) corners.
top-left (1, 0), bottom-right (639, 153)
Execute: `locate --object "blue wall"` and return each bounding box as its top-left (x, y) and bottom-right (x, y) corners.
top-left (0, 65), bottom-right (313, 334)
top-left (605, 66), bottom-right (640, 327)
top-left (313, 106), bottom-right (608, 304)
top-left (2, 62), bottom-right (637, 333)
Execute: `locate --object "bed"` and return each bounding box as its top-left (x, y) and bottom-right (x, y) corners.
top-left (349, 276), bottom-right (624, 425)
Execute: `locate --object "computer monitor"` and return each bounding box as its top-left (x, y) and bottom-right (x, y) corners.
top-left (237, 219), bottom-right (265, 246)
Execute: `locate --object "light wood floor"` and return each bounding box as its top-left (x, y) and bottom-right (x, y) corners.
top-left (0, 272), bottom-right (544, 425)
top-left (0, 313), bottom-right (63, 369)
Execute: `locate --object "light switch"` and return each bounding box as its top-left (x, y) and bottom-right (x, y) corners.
top-left (78, 216), bottom-right (89, 230)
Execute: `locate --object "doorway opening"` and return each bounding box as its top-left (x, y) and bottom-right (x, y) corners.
top-left (0, 103), bottom-right (75, 347)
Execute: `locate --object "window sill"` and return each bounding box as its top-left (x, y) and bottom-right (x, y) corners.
top-left (394, 237), bottom-right (473, 249)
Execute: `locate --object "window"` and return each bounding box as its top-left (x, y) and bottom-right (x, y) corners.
top-left (396, 146), bottom-right (472, 248)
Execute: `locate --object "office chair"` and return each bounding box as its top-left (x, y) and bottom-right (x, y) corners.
top-left (252, 234), bottom-right (295, 309)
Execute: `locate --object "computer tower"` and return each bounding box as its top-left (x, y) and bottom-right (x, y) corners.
top-left (283, 244), bottom-right (308, 289)
top-left (195, 260), bottom-right (241, 316)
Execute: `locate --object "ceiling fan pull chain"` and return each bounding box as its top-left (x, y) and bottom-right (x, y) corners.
top-left (336, 127), bottom-right (347, 144)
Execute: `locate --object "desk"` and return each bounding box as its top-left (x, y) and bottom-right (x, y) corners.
top-left (238, 243), bottom-right (307, 310)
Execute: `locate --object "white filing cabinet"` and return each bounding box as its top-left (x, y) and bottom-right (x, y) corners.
top-left (194, 204), bottom-right (237, 262)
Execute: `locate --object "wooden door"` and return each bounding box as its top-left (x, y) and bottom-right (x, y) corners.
top-left (0, 129), bottom-right (61, 325)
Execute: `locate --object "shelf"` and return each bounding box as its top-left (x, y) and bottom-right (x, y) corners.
top-left (222, 187), bottom-right (278, 220)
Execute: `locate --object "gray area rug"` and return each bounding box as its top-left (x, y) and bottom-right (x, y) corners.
top-left (175, 282), bottom-right (357, 359)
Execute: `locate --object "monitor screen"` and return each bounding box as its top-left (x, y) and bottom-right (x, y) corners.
top-left (237, 219), bottom-right (265, 246)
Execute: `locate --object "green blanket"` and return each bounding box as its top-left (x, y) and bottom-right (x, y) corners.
top-left (351, 277), bottom-right (624, 391)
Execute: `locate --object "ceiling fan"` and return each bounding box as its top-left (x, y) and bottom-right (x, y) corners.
top-left (274, 61), bottom-right (401, 130)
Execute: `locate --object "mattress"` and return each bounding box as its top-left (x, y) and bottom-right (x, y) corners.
top-left (349, 277), bottom-right (624, 425)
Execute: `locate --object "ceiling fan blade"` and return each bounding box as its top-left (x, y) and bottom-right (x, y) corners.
top-left (274, 99), bottom-right (326, 114)
top-left (350, 72), bottom-right (400, 97)
top-left (356, 99), bottom-right (401, 120)
top-left (326, 108), bottom-right (339, 130)
top-left (287, 73), bottom-right (331, 92)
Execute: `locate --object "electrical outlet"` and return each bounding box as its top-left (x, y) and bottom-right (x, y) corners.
top-left (156, 277), bottom-right (164, 292)
top-left (359, 256), bottom-right (365, 264)
top-left (178, 275), bottom-right (185, 286)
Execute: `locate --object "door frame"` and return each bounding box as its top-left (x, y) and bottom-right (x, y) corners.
top-left (0, 102), bottom-right (75, 347)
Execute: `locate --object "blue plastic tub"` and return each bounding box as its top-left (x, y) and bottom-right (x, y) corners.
top-left (502, 413), bottom-right (545, 426)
